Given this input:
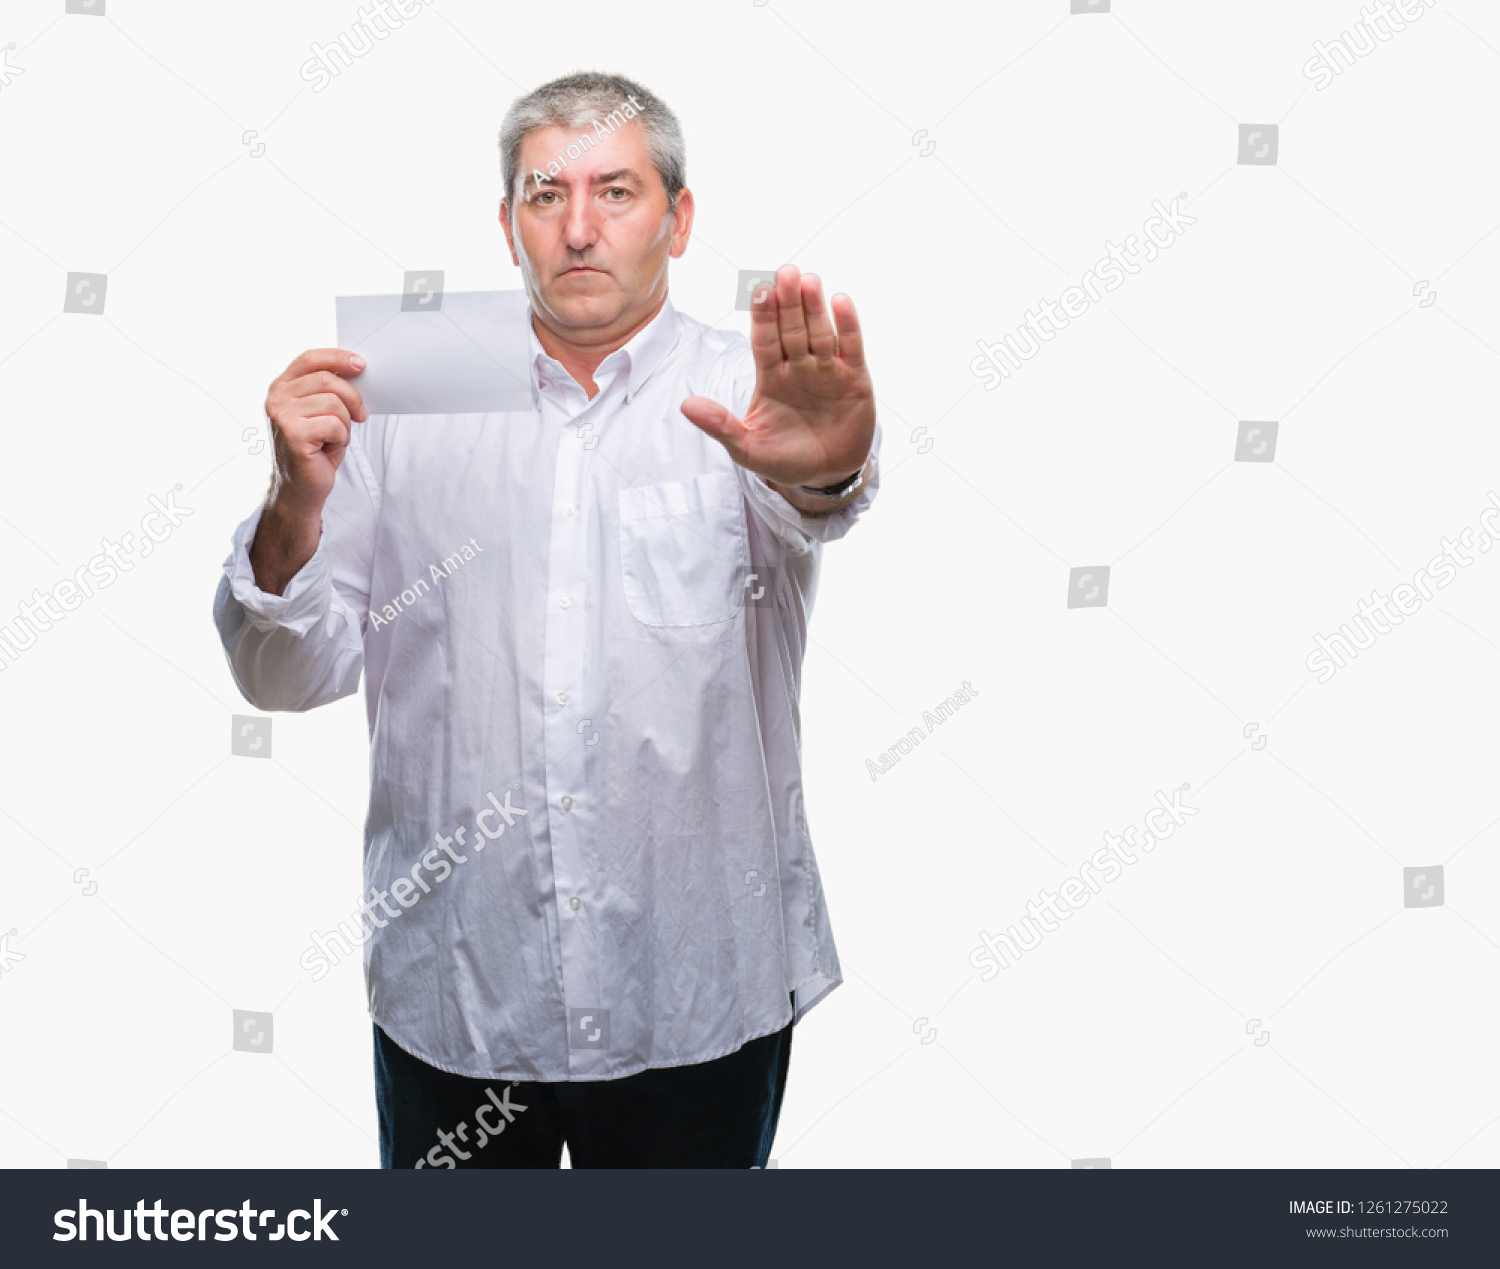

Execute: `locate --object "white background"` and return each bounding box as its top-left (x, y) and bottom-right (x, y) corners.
top-left (1, 0), bottom-right (1497, 1169)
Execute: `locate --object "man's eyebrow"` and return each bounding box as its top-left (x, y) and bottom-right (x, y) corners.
top-left (521, 168), bottom-right (643, 195)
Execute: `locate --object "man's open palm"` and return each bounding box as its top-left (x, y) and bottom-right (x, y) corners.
top-left (680, 265), bottom-right (875, 489)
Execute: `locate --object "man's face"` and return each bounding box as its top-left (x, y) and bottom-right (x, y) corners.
top-left (501, 119), bottom-right (691, 342)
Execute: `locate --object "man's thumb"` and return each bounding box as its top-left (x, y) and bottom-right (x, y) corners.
top-left (679, 396), bottom-right (741, 447)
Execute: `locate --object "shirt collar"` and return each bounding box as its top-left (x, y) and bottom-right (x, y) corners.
top-left (526, 295), bottom-right (681, 407)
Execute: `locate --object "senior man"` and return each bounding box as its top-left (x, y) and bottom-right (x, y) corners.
top-left (214, 71), bottom-right (881, 1168)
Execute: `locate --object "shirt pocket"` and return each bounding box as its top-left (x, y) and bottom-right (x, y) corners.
top-left (617, 471), bottom-right (749, 627)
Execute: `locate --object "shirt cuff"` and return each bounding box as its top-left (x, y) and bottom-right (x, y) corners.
top-left (220, 503), bottom-right (334, 636)
top-left (735, 428), bottom-right (882, 548)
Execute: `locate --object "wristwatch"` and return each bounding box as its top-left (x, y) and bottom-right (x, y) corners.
top-left (796, 465), bottom-right (865, 500)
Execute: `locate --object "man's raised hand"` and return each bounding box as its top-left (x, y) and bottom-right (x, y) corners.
top-left (679, 265), bottom-right (875, 492)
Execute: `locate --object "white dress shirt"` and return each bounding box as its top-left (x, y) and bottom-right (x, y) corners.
top-left (213, 296), bottom-right (882, 1081)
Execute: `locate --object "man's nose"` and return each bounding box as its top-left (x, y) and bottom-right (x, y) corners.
top-left (563, 200), bottom-right (599, 251)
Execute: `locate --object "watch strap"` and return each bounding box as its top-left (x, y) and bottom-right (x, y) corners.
top-left (796, 466), bottom-right (864, 499)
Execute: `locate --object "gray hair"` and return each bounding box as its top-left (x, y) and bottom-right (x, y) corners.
top-left (499, 72), bottom-right (686, 213)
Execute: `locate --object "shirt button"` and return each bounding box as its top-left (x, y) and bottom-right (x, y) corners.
top-left (569, 896), bottom-right (582, 911)
top-left (559, 597), bottom-right (571, 609)
top-left (561, 795), bottom-right (574, 810)
top-left (556, 692), bottom-right (569, 705)
top-left (565, 505), bottom-right (577, 517)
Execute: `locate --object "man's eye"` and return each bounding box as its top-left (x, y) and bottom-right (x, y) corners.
top-left (605, 188), bottom-right (628, 200)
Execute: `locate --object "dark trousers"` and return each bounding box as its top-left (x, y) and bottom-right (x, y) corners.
top-left (374, 1012), bottom-right (792, 1168)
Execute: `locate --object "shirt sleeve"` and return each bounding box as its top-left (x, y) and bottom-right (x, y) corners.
top-left (211, 430), bottom-right (379, 713)
top-left (722, 340), bottom-right (882, 549)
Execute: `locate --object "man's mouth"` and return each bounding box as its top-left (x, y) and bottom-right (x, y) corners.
top-left (562, 266), bottom-right (603, 276)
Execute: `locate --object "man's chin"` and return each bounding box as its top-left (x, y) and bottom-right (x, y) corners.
top-left (542, 286), bottom-right (624, 329)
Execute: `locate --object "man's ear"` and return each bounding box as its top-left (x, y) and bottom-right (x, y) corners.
top-left (668, 187), bottom-right (695, 260)
top-left (499, 198), bottom-right (521, 267)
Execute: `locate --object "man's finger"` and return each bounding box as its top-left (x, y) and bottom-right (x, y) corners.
top-left (299, 412), bottom-right (351, 454)
top-left (280, 348), bottom-right (366, 383)
top-left (774, 264), bottom-right (810, 362)
top-left (298, 391), bottom-right (354, 429)
top-left (287, 370), bottom-right (366, 423)
top-left (831, 294), bottom-right (866, 371)
top-left (748, 280), bottom-right (783, 374)
top-left (801, 274), bottom-right (837, 361)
